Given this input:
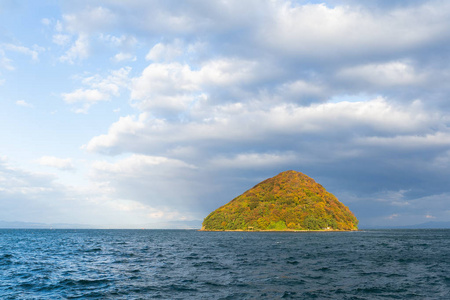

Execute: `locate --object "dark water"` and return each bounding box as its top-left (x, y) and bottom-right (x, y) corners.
top-left (0, 229), bottom-right (449, 299)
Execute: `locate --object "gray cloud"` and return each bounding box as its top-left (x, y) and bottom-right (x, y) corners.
top-left (56, 0), bottom-right (450, 226)
top-left (83, 97), bottom-right (450, 226)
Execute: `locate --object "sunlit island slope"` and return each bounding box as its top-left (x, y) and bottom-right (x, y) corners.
top-left (201, 170), bottom-right (358, 231)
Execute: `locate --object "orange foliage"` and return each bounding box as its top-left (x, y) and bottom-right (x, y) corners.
top-left (202, 170), bottom-right (358, 231)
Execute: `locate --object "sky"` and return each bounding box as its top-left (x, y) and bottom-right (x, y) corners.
top-left (1, 0), bottom-right (450, 228)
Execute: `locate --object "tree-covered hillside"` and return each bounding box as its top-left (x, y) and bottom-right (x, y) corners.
top-left (202, 170), bottom-right (358, 231)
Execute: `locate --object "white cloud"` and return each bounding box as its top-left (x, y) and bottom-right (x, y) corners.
top-left (41, 18), bottom-right (51, 26)
top-left (337, 61), bottom-right (427, 87)
top-left (276, 80), bottom-right (328, 104)
top-left (61, 87), bottom-right (111, 113)
top-left (57, 9), bottom-right (134, 63)
top-left (0, 43), bottom-right (44, 73)
top-left (84, 67), bottom-right (130, 92)
top-left (52, 34), bottom-right (71, 46)
top-left (37, 156), bottom-right (75, 171)
top-left (211, 152), bottom-right (298, 169)
top-left (16, 100), bottom-right (34, 108)
top-left (130, 62), bottom-right (199, 114)
top-left (61, 67), bottom-right (131, 112)
top-left (2, 43), bottom-right (41, 61)
top-left (63, 6), bottom-right (117, 34)
top-left (100, 34), bottom-right (138, 62)
top-left (259, 2), bottom-right (450, 60)
top-left (112, 52), bottom-right (136, 62)
top-left (198, 58), bottom-right (268, 87)
top-left (129, 57), bottom-right (276, 116)
top-left (0, 49), bottom-right (14, 71)
top-left (55, 20), bottom-right (63, 32)
top-left (83, 113), bottom-right (150, 153)
top-left (101, 34), bottom-right (137, 49)
top-left (373, 189), bottom-right (410, 206)
top-left (146, 40), bottom-right (184, 62)
top-left (59, 34), bottom-right (90, 63)
top-left (63, 88), bottom-right (109, 103)
top-left (86, 97), bottom-right (439, 155)
top-left (92, 154), bottom-right (195, 173)
top-left (386, 213), bottom-right (399, 220)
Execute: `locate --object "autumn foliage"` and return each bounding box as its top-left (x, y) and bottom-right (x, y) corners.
top-left (202, 170), bottom-right (358, 231)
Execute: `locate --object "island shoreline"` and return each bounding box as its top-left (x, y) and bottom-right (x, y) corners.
top-left (198, 229), bottom-right (359, 232)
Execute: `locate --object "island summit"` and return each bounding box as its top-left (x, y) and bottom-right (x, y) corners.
top-left (201, 170), bottom-right (358, 231)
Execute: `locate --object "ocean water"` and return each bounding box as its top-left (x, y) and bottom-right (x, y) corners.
top-left (0, 229), bottom-right (449, 299)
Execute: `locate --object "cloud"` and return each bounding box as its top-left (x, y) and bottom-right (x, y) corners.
top-left (51, 1), bottom-right (450, 108)
top-left (59, 34), bottom-right (90, 63)
top-left (16, 100), bottom-right (34, 108)
top-left (52, 34), bottom-right (71, 46)
top-left (275, 80), bottom-right (329, 105)
top-left (62, 88), bottom-right (109, 104)
top-left (56, 6), bottom-right (123, 63)
top-left (61, 67), bottom-right (130, 112)
top-left (128, 57), bottom-right (278, 118)
top-left (41, 18), bottom-right (51, 26)
top-left (55, 20), bottom-right (63, 32)
top-left (63, 6), bottom-right (117, 34)
top-left (337, 61), bottom-right (428, 88)
top-left (146, 39), bottom-right (184, 62)
top-left (129, 62), bottom-right (200, 115)
top-left (90, 154), bottom-right (204, 218)
top-left (112, 52), bottom-right (136, 62)
top-left (92, 153), bottom-right (196, 173)
top-left (258, 1), bottom-right (450, 60)
top-left (210, 152), bottom-right (298, 170)
top-left (37, 156), bottom-right (75, 171)
top-left (0, 49), bottom-right (14, 71)
top-left (0, 156), bottom-right (182, 227)
top-left (101, 34), bottom-right (137, 50)
top-left (44, 0), bottom-right (447, 226)
top-left (5, 0), bottom-right (450, 227)
top-left (82, 92), bottom-right (450, 223)
top-left (0, 43), bottom-right (44, 72)
top-left (2, 43), bottom-right (41, 61)
top-left (0, 157), bottom-right (68, 222)
top-left (386, 214), bottom-right (399, 220)
top-left (85, 97), bottom-right (440, 155)
top-left (357, 132), bottom-right (450, 150)
top-left (100, 34), bottom-right (138, 62)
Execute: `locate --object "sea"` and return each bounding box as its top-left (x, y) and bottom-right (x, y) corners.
top-left (0, 229), bottom-right (449, 299)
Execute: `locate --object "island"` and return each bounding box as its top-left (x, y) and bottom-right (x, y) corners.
top-left (201, 170), bottom-right (358, 231)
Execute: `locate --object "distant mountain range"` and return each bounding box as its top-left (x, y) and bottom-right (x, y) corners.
top-left (361, 221), bottom-right (450, 229)
top-left (143, 220), bottom-right (203, 229)
top-left (0, 220), bottom-right (203, 229)
top-left (0, 220), bottom-right (448, 230)
top-left (0, 220), bottom-right (94, 229)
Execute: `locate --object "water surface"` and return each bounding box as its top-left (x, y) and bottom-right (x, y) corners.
top-left (0, 229), bottom-right (449, 299)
